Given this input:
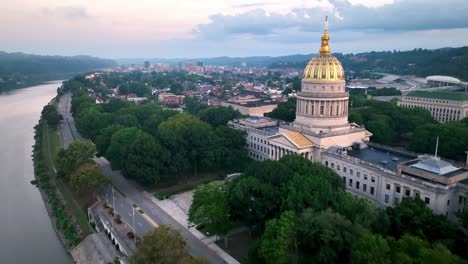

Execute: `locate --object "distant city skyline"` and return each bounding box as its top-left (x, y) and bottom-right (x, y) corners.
top-left (2, 0), bottom-right (468, 58)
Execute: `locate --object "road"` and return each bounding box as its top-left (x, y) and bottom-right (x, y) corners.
top-left (57, 94), bottom-right (225, 264)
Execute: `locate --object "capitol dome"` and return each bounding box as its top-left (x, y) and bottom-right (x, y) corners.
top-left (303, 19), bottom-right (344, 82)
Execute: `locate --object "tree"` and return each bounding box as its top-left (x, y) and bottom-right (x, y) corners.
top-left (122, 132), bottom-right (167, 185)
top-left (258, 211), bottom-right (297, 264)
top-left (70, 162), bottom-right (109, 196)
top-left (106, 127), bottom-right (145, 169)
top-left (131, 225), bottom-right (199, 264)
top-left (158, 114), bottom-right (215, 176)
top-left (297, 208), bottom-right (360, 263)
top-left (41, 104), bottom-right (61, 127)
top-left (57, 140), bottom-right (96, 177)
top-left (189, 181), bottom-right (230, 245)
top-left (266, 97), bottom-right (296, 122)
top-left (197, 106), bottom-right (242, 127)
top-left (350, 233), bottom-right (390, 264)
top-left (388, 235), bottom-right (464, 264)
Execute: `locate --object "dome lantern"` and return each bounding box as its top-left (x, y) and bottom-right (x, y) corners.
top-left (303, 17), bottom-right (344, 82)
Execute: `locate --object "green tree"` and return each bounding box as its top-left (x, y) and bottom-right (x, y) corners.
top-left (266, 97), bottom-right (296, 122)
top-left (131, 225), bottom-right (198, 264)
top-left (189, 181), bottom-right (230, 246)
top-left (158, 114), bottom-right (215, 176)
top-left (297, 208), bottom-right (360, 263)
top-left (122, 132), bottom-right (167, 185)
top-left (41, 104), bottom-right (61, 127)
top-left (106, 127), bottom-right (145, 169)
top-left (70, 162), bottom-right (109, 196)
top-left (197, 106), bottom-right (242, 127)
top-left (258, 211), bottom-right (297, 264)
top-left (350, 233), bottom-right (390, 264)
top-left (57, 140), bottom-right (96, 177)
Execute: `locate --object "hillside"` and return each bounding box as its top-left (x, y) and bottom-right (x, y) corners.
top-left (0, 52), bottom-right (117, 91)
top-left (135, 47), bottom-right (468, 81)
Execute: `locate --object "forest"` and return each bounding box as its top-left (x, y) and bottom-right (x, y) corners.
top-left (189, 155), bottom-right (468, 263)
top-left (63, 76), bottom-right (248, 186)
top-left (0, 51), bottom-right (117, 91)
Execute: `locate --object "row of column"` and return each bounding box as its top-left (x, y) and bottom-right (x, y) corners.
top-left (297, 98), bottom-right (348, 117)
top-left (269, 145), bottom-right (310, 160)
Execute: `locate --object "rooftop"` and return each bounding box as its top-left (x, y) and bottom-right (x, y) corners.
top-left (426, 75), bottom-right (461, 84)
top-left (71, 233), bottom-right (121, 264)
top-left (405, 91), bottom-right (468, 101)
top-left (346, 146), bottom-right (414, 172)
top-left (282, 131), bottom-right (313, 148)
top-left (224, 100), bottom-right (278, 107)
top-left (410, 158), bottom-right (460, 175)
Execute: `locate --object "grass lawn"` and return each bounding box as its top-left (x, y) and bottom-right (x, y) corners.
top-left (43, 123), bottom-right (94, 235)
top-left (215, 230), bottom-right (256, 263)
top-left (153, 172), bottom-right (223, 200)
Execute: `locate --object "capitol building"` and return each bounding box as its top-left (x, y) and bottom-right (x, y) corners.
top-left (230, 19), bottom-right (468, 219)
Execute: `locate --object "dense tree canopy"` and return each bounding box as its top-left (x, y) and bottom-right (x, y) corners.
top-left (131, 225), bottom-right (208, 264)
top-left (57, 140), bottom-right (96, 178)
top-left (195, 155), bottom-right (468, 263)
top-left (70, 162), bottom-right (109, 194)
top-left (266, 97), bottom-right (296, 122)
top-left (41, 104), bottom-right (61, 127)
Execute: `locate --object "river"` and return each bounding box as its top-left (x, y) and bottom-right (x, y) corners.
top-left (0, 81), bottom-right (72, 263)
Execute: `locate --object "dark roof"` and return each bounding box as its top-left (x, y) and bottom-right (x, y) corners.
top-left (406, 91), bottom-right (468, 101)
top-left (347, 146), bottom-right (414, 172)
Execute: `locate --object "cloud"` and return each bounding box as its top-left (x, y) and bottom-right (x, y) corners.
top-left (41, 6), bottom-right (91, 20)
top-left (194, 0), bottom-right (468, 41)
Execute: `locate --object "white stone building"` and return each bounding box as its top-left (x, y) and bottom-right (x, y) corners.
top-left (230, 19), bottom-right (468, 218)
top-left (398, 91), bottom-right (468, 122)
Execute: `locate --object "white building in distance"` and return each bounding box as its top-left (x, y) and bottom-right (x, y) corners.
top-left (398, 91), bottom-right (468, 122)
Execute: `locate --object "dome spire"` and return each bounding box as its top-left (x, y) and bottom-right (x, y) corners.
top-left (319, 16), bottom-right (331, 55)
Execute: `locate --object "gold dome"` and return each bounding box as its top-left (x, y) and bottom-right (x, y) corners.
top-left (303, 17), bottom-right (344, 81)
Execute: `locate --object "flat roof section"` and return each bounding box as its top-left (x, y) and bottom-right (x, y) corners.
top-left (406, 91), bottom-right (468, 101)
top-left (347, 146), bottom-right (414, 172)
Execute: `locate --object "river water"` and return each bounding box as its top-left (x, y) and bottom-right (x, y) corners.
top-left (0, 81), bottom-right (72, 263)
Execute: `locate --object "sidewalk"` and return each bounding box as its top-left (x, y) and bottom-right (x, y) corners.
top-left (143, 192), bottom-right (240, 264)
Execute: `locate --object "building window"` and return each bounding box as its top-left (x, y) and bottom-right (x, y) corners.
top-left (447, 200), bottom-right (450, 206)
top-left (356, 181), bottom-right (360, 190)
top-left (343, 176), bottom-right (346, 185)
top-left (325, 161), bottom-right (329, 167)
top-left (364, 174), bottom-right (368, 180)
top-left (425, 197), bottom-right (430, 205)
top-left (331, 163), bottom-right (335, 168)
top-left (386, 184), bottom-right (391, 190)
top-left (320, 105), bottom-right (324, 115)
top-left (371, 176), bottom-right (375, 183)
top-left (415, 191), bottom-right (420, 199)
top-left (343, 167), bottom-right (347, 173)
top-left (363, 184), bottom-right (367, 192)
top-left (357, 172), bottom-right (360, 178)
top-left (395, 185), bottom-right (401, 193)
top-left (350, 169), bottom-right (354, 175)
top-left (394, 197), bottom-right (400, 205)
top-left (405, 188), bottom-right (411, 197)
top-left (385, 194), bottom-right (389, 203)
top-left (349, 179), bottom-right (353, 187)
top-left (370, 187), bottom-right (375, 195)
top-left (337, 165), bottom-right (341, 171)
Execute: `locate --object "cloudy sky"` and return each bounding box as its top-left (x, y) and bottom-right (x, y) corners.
top-left (2, 0), bottom-right (468, 58)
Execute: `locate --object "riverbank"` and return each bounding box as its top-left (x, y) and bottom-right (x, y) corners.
top-left (32, 103), bottom-right (85, 251)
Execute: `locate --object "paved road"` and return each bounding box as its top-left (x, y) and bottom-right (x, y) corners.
top-left (57, 94), bottom-right (225, 264)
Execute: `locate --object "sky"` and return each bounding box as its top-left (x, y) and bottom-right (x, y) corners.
top-left (1, 0), bottom-right (468, 58)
